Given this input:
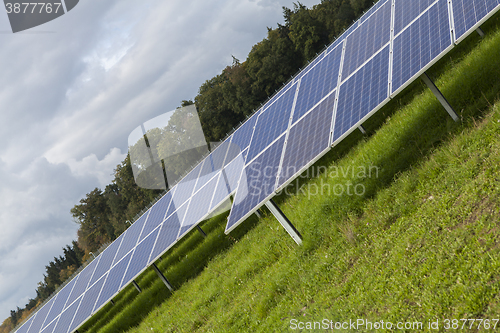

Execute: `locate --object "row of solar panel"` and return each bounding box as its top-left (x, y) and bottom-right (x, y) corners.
top-left (225, 0), bottom-right (500, 231)
top-left (16, 0), bottom-right (500, 332)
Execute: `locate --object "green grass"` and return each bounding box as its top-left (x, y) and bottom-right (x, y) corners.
top-left (80, 14), bottom-right (500, 333)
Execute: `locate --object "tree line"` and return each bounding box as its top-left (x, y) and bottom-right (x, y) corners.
top-left (1, 1), bottom-right (377, 331)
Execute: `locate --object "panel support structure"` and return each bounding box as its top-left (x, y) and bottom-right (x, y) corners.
top-left (264, 199), bottom-right (302, 245)
top-left (476, 27), bottom-right (485, 38)
top-left (421, 73), bottom-right (459, 122)
top-left (132, 280), bottom-right (142, 293)
top-left (152, 263), bottom-right (174, 292)
top-left (196, 225), bottom-right (207, 238)
top-left (358, 125), bottom-right (367, 135)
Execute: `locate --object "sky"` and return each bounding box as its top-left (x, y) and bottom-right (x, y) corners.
top-left (0, 0), bottom-right (323, 322)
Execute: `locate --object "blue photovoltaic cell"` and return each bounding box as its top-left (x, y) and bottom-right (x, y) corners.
top-left (68, 276), bottom-right (106, 333)
top-left (43, 277), bottom-right (77, 328)
top-left (65, 257), bottom-right (98, 308)
top-left (194, 147), bottom-right (223, 194)
top-left (170, 162), bottom-right (203, 210)
top-left (226, 113), bottom-right (258, 163)
top-left (226, 136), bottom-right (286, 232)
top-left (342, 0), bottom-right (391, 79)
top-left (333, 46), bottom-right (390, 143)
top-left (394, 0), bottom-right (435, 35)
top-left (278, 93), bottom-right (336, 189)
top-left (295, 51), bottom-right (325, 82)
top-left (113, 212), bottom-right (149, 265)
top-left (292, 43), bottom-right (343, 123)
top-left (40, 318), bottom-right (56, 333)
top-left (164, 185), bottom-right (178, 219)
top-left (88, 232), bottom-right (124, 287)
top-left (121, 228), bottom-right (160, 288)
top-left (15, 315), bottom-right (34, 333)
top-left (94, 252), bottom-right (132, 312)
top-left (177, 175), bottom-right (218, 238)
top-left (139, 191), bottom-right (171, 242)
top-left (246, 84), bottom-right (297, 162)
top-left (223, 152), bottom-right (246, 193)
top-left (53, 296), bottom-right (81, 333)
top-left (360, 0), bottom-right (388, 24)
top-left (453, 0), bottom-right (499, 40)
top-left (210, 172), bottom-right (230, 212)
top-left (26, 297), bottom-right (55, 333)
top-left (392, 0), bottom-right (451, 93)
top-left (148, 203), bottom-right (187, 263)
top-left (327, 22), bottom-right (358, 53)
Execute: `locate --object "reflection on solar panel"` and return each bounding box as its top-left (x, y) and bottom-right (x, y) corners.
top-left (17, 1), bottom-right (500, 332)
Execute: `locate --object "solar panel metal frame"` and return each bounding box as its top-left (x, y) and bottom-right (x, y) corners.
top-left (452, 1), bottom-right (500, 44)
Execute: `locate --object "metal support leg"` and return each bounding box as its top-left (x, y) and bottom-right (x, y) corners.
top-left (421, 73), bottom-right (459, 122)
top-left (110, 299), bottom-right (115, 306)
top-left (132, 280), bottom-right (142, 293)
top-left (358, 125), bottom-right (367, 135)
top-left (196, 225), bottom-right (207, 238)
top-left (152, 263), bottom-right (174, 292)
top-left (476, 27), bottom-right (485, 38)
top-left (264, 199), bottom-right (302, 245)
top-left (255, 209), bottom-right (262, 219)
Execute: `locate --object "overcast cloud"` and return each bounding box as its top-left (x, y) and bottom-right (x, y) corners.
top-left (0, 0), bottom-right (321, 322)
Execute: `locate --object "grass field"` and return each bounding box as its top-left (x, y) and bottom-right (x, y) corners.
top-left (79, 12), bottom-right (500, 333)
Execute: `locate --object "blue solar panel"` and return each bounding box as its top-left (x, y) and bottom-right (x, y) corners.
top-left (360, 0), bottom-right (389, 24)
top-left (342, 0), bottom-right (391, 79)
top-left (292, 43), bottom-right (343, 123)
top-left (148, 202), bottom-right (188, 264)
top-left (16, 315), bottom-right (34, 333)
top-left (226, 136), bottom-right (286, 232)
top-left (277, 93), bottom-right (336, 189)
top-left (453, 0), bottom-right (499, 40)
top-left (226, 113), bottom-right (258, 163)
top-left (139, 191), bottom-right (171, 242)
top-left (210, 171), bottom-right (231, 211)
top-left (68, 275), bottom-right (106, 333)
top-left (177, 175), bottom-right (218, 238)
top-left (394, 0), bottom-right (435, 36)
top-left (26, 297), bottom-right (55, 333)
top-left (223, 151), bottom-right (246, 193)
top-left (88, 233), bottom-right (123, 287)
top-left (246, 84), bottom-right (297, 162)
top-left (170, 162), bottom-right (203, 211)
top-left (327, 22), bottom-right (359, 53)
top-left (94, 251), bottom-right (132, 312)
top-left (39, 318), bottom-right (56, 333)
top-left (43, 276), bottom-right (77, 329)
top-left (333, 46), bottom-right (390, 143)
top-left (53, 296), bottom-right (81, 333)
top-left (113, 212), bottom-right (149, 265)
top-left (295, 51), bottom-right (325, 82)
top-left (392, 0), bottom-right (451, 94)
top-left (65, 257), bottom-right (98, 308)
top-left (121, 228), bottom-right (160, 288)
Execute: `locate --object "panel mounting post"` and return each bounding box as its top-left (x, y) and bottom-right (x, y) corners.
top-left (132, 280), bottom-right (142, 293)
top-left (358, 125), bottom-right (367, 135)
top-left (476, 27), bottom-right (485, 38)
top-left (421, 72), bottom-right (459, 122)
top-left (264, 199), bottom-right (302, 245)
top-left (152, 263), bottom-right (174, 292)
top-left (196, 225), bottom-right (207, 238)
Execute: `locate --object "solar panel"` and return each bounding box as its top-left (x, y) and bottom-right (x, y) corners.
top-left (121, 228), bottom-right (160, 288)
top-left (360, 0), bottom-right (389, 24)
top-left (452, 0), bottom-right (499, 42)
top-left (210, 171), bottom-right (231, 211)
top-left (222, 151), bottom-right (247, 193)
top-left (139, 191), bottom-right (172, 242)
top-left (333, 46), bottom-right (390, 144)
top-left (342, 0), bottom-right (391, 79)
top-left (88, 233), bottom-right (124, 287)
top-left (148, 201), bottom-right (189, 264)
top-left (170, 161), bottom-right (203, 210)
top-left (226, 135), bottom-right (286, 233)
top-left (64, 257), bottom-right (99, 308)
top-left (39, 319), bottom-right (56, 333)
top-left (177, 175), bottom-right (219, 238)
top-left (42, 277), bottom-right (77, 329)
top-left (68, 276), bottom-right (106, 333)
top-left (113, 212), bottom-right (149, 266)
top-left (394, 0), bottom-right (435, 35)
top-left (26, 297), bottom-right (54, 333)
top-left (292, 43), bottom-right (343, 123)
top-left (16, 314), bottom-right (34, 333)
top-left (226, 113), bottom-right (258, 162)
top-left (392, 0), bottom-right (452, 95)
top-left (277, 92), bottom-right (336, 190)
top-left (93, 251), bottom-right (132, 312)
top-left (246, 83), bottom-right (297, 162)
top-left (294, 51), bottom-right (325, 82)
top-left (53, 296), bottom-right (80, 333)
top-left (327, 21), bottom-right (359, 53)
